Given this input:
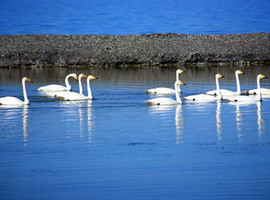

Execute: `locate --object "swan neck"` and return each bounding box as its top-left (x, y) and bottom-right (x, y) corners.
top-left (216, 77), bottom-right (222, 99)
top-left (87, 78), bottom-right (93, 99)
top-left (257, 76), bottom-right (262, 100)
top-left (65, 75), bottom-right (71, 89)
top-left (175, 71), bottom-right (182, 92)
top-left (175, 82), bottom-right (182, 104)
top-left (79, 76), bottom-right (83, 94)
top-left (216, 76), bottom-right (220, 91)
top-left (235, 72), bottom-right (241, 94)
top-left (22, 79), bottom-right (29, 104)
top-left (176, 71), bottom-right (179, 81)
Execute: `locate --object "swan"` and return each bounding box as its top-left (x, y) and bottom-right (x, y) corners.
top-left (57, 74), bottom-right (97, 101)
top-left (205, 70), bottom-right (245, 96)
top-left (54, 73), bottom-right (87, 100)
top-left (145, 80), bottom-right (185, 105)
top-left (227, 74), bottom-right (267, 102)
top-left (245, 75), bottom-right (270, 95)
top-left (184, 74), bottom-right (224, 102)
top-left (146, 69), bottom-right (185, 94)
top-left (86, 75), bottom-right (98, 100)
top-left (38, 73), bottom-right (78, 92)
top-left (0, 77), bottom-right (32, 106)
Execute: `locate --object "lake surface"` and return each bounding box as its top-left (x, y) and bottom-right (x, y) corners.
top-left (0, 0), bottom-right (270, 35)
top-left (1, 65), bottom-right (270, 199)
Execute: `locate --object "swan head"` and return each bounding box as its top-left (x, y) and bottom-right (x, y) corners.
top-left (71, 73), bottom-right (78, 80)
top-left (236, 70), bottom-right (245, 75)
top-left (78, 74), bottom-right (87, 79)
top-left (87, 75), bottom-right (98, 80)
top-left (258, 74), bottom-right (268, 79)
top-left (176, 80), bottom-right (185, 85)
top-left (66, 73), bottom-right (78, 81)
top-left (176, 69), bottom-right (185, 74)
top-left (216, 74), bottom-right (224, 79)
top-left (22, 77), bottom-right (33, 83)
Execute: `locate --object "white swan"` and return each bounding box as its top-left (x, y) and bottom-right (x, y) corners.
top-left (145, 80), bottom-right (185, 105)
top-left (227, 74), bottom-right (267, 102)
top-left (184, 74), bottom-right (224, 102)
top-left (0, 77), bottom-right (32, 106)
top-left (86, 75), bottom-right (97, 100)
top-left (38, 73), bottom-right (78, 92)
top-left (57, 74), bottom-right (97, 101)
top-left (55, 73), bottom-right (87, 100)
top-left (205, 70), bottom-right (244, 96)
top-left (245, 74), bottom-right (270, 95)
top-left (146, 69), bottom-right (185, 94)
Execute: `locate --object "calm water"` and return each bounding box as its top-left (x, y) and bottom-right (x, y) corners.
top-left (0, 0), bottom-right (270, 35)
top-left (1, 65), bottom-right (270, 199)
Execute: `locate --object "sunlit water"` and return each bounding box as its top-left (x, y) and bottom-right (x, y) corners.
top-left (1, 65), bottom-right (270, 200)
top-left (0, 0), bottom-right (270, 35)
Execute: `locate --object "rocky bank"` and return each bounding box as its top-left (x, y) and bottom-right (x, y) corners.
top-left (0, 33), bottom-right (269, 67)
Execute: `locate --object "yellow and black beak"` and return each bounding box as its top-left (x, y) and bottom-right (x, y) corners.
top-left (217, 74), bottom-right (225, 78)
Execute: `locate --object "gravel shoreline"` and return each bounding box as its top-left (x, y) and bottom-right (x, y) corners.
top-left (0, 33), bottom-right (269, 67)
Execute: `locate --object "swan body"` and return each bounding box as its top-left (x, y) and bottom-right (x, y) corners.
top-left (184, 74), bottom-right (224, 102)
top-left (38, 73), bottom-right (78, 92)
top-left (0, 77), bottom-right (32, 106)
top-left (205, 70), bottom-right (244, 96)
top-left (146, 69), bottom-right (184, 94)
top-left (146, 97), bottom-right (177, 105)
top-left (146, 80), bottom-right (185, 105)
top-left (184, 93), bottom-right (219, 102)
top-left (227, 74), bottom-right (267, 102)
top-left (60, 92), bottom-right (87, 101)
top-left (246, 88), bottom-right (270, 95)
top-left (147, 87), bottom-right (175, 95)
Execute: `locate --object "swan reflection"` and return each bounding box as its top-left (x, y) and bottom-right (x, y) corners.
top-left (147, 105), bottom-right (184, 144)
top-left (228, 101), bottom-right (265, 142)
top-left (79, 100), bottom-right (94, 143)
top-left (22, 105), bottom-right (29, 145)
top-left (0, 105), bottom-right (29, 145)
top-left (87, 100), bottom-right (93, 143)
top-left (216, 101), bottom-right (223, 141)
top-left (78, 102), bottom-right (84, 140)
top-left (175, 105), bottom-right (184, 144)
top-left (257, 101), bottom-right (265, 141)
top-left (60, 101), bottom-right (94, 142)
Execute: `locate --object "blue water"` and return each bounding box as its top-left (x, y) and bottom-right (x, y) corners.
top-left (1, 66), bottom-right (270, 199)
top-left (0, 0), bottom-right (270, 35)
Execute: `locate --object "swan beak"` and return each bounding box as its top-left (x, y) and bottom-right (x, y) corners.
top-left (27, 78), bottom-right (33, 83)
top-left (178, 69), bottom-right (185, 73)
top-left (75, 77), bottom-right (78, 81)
top-left (91, 75), bottom-right (98, 80)
top-left (241, 71), bottom-right (245, 75)
top-left (262, 75), bottom-right (268, 79)
top-left (178, 80), bottom-right (185, 85)
top-left (217, 74), bottom-right (224, 78)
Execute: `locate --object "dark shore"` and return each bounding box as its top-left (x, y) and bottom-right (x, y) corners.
top-left (0, 33), bottom-right (269, 67)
